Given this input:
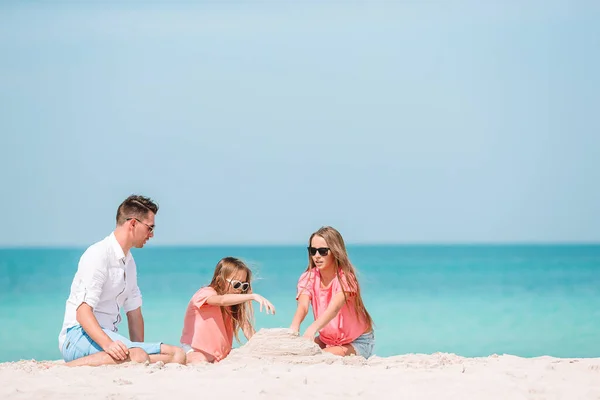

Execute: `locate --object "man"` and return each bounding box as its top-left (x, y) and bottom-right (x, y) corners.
top-left (58, 195), bottom-right (185, 366)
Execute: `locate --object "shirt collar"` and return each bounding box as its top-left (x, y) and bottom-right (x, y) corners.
top-left (313, 267), bottom-right (343, 277)
top-left (108, 232), bottom-right (130, 265)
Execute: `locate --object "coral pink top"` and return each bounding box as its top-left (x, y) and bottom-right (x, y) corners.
top-left (180, 287), bottom-right (234, 362)
top-left (296, 269), bottom-right (370, 346)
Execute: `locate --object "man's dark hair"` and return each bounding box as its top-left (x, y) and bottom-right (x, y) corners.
top-left (116, 195), bottom-right (159, 225)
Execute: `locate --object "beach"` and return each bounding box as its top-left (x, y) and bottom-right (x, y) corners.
top-left (2, 2), bottom-right (599, 399)
top-left (1, 329), bottom-right (599, 400)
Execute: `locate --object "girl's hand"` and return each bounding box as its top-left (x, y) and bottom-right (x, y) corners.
top-left (289, 325), bottom-right (300, 335)
top-left (302, 327), bottom-right (317, 340)
top-left (252, 294), bottom-right (276, 315)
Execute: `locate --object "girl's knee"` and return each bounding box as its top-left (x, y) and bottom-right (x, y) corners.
top-left (323, 345), bottom-right (355, 357)
top-left (186, 350), bottom-right (213, 364)
top-left (314, 336), bottom-right (326, 349)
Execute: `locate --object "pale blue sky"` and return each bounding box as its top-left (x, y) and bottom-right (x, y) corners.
top-left (0, 1), bottom-right (598, 246)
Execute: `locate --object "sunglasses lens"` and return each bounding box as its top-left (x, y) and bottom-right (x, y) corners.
top-left (308, 247), bottom-right (329, 256)
top-left (242, 283), bottom-right (249, 291)
top-left (232, 281), bottom-right (241, 289)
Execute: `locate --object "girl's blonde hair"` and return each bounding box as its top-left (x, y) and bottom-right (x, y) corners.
top-left (209, 257), bottom-right (254, 341)
top-left (306, 226), bottom-right (373, 331)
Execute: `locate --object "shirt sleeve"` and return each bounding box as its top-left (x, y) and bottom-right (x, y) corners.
top-left (123, 285), bottom-right (142, 312)
top-left (73, 248), bottom-right (108, 309)
top-left (192, 287), bottom-right (217, 308)
top-left (296, 271), bottom-right (314, 300)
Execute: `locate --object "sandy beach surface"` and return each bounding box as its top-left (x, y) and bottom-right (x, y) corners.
top-left (1, 329), bottom-right (599, 400)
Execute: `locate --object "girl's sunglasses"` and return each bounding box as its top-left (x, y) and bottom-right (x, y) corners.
top-left (226, 279), bottom-right (250, 291)
top-left (307, 247), bottom-right (330, 256)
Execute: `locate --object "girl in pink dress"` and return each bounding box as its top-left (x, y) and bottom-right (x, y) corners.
top-left (290, 226), bottom-right (375, 358)
top-left (180, 257), bottom-right (275, 363)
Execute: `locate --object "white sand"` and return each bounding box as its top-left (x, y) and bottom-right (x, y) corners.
top-left (1, 328), bottom-right (599, 399)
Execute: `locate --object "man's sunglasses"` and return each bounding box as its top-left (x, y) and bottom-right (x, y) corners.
top-left (226, 279), bottom-right (250, 291)
top-left (307, 247), bottom-right (330, 256)
top-left (127, 217), bottom-right (154, 233)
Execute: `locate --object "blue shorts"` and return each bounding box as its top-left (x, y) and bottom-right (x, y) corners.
top-left (350, 331), bottom-right (375, 359)
top-left (61, 325), bottom-right (162, 362)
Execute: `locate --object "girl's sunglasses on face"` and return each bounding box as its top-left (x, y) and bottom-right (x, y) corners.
top-left (308, 247), bottom-right (330, 256)
top-left (226, 279), bottom-right (250, 291)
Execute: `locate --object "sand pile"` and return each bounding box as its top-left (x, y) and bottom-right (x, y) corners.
top-left (234, 328), bottom-right (323, 356)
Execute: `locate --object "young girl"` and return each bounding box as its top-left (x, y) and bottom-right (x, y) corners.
top-left (290, 226), bottom-right (375, 358)
top-left (180, 257), bottom-right (276, 363)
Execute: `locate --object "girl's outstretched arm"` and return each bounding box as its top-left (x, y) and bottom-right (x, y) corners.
top-left (302, 292), bottom-right (345, 339)
top-left (206, 293), bottom-right (276, 314)
top-left (290, 294), bottom-right (310, 333)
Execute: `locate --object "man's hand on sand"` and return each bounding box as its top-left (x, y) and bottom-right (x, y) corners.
top-left (103, 340), bottom-right (129, 361)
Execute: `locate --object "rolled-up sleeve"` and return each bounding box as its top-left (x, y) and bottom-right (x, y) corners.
top-left (73, 250), bottom-right (108, 309)
top-left (296, 271), bottom-right (314, 300)
top-left (123, 284), bottom-right (142, 313)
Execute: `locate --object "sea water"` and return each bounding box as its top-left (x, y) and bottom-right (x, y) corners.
top-left (1, 244), bottom-right (599, 362)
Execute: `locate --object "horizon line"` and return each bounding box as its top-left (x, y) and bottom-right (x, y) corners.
top-left (0, 241), bottom-right (598, 250)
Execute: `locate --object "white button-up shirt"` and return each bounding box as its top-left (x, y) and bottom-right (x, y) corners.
top-left (58, 233), bottom-right (143, 351)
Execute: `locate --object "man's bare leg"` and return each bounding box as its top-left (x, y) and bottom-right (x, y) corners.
top-left (147, 344), bottom-right (186, 365)
top-left (65, 348), bottom-right (150, 367)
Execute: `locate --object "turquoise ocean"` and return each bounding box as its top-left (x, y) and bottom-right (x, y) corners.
top-left (1, 244), bottom-right (599, 363)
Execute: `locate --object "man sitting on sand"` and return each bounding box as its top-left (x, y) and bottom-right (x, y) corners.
top-left (57, 195), bottom-right (185, 366)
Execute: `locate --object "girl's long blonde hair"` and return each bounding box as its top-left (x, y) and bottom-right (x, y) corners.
top-left (306, 226), bottom-right (374, 331)
top-left (209, 257), bottom-right (254, 342)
